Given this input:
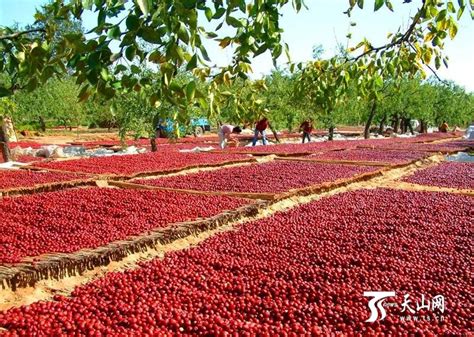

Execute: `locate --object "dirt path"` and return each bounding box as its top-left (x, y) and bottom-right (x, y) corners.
top-left (0, 154), bottom-right (454, 311)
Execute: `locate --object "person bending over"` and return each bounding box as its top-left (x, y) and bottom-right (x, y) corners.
top-left (252, 117), bottom-right (269, 146)
top-left (219, 124), bottom-right (242, 149)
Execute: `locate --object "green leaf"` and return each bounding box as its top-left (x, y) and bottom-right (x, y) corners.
top-left (178, 23), bottom-right (189, 43)
top-left (457, 6), bottom-right (464, 20)
top-left (125, 45), bottom-right (136, 61)
top-left (97, 10), bottom-right (106, 27)
top-left (385, 1), bottom-right (393, 11)
top-left (374, 0), bottom-right (384, 11)
top-left (357, 0), bottom-right (364, 9)
top-left (186, 54), bottom-right (198, 70)
top-left (126, 15), bottom-right (140, 31)
top-left (169, 81), bottom-right (181, 91)
top-left (140, 27), bottom-right (161, 43)
top-left (108, 26), bottom-right (121, 40)
top-left (0, 87), bottom-right (11, 97)
top-left (436, 9), bottom-right (447, 22)
top-left (183, 0), bottom-right (196, 9)
top-left (226, 16), bottom-right (242, 28)
top-left (114, 64), bottom-right (127, 74)
top-left (204, 7), bottom-right (213, 21)
top-left (100, 68), bottom-right (110, 80)
top-left (149, 93), bottom-right (160, 107)
top-left (200, 45), bottom-right (211, 62)
top-left (131, 64), bottom-right (141, 74)
top-left (149, 50), bottom-right (163, 63)
top-left (213, 8), bottom-right (226, 19)
top-left (443, 58), bottom-right (449, 68)
top-left (185, 81), bottom-right (196, 101)
top-left (449, 21), bottom-right (458, 39)
top-left (432, 36), bottom-right (442, 46)
top-left (422, 48), bottom-right (432, 64)
top-left (447, 1), bottom-right (456, 13)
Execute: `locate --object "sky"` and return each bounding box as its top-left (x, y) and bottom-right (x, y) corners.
top-left (1, 0), bottom-right (473, 91)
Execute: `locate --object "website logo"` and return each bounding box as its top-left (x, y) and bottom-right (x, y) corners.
top-left (364, 291), bottom-right (396, 322)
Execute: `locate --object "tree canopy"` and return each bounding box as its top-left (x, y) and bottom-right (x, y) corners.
top-left (0, 0), bottom-right (473, 140)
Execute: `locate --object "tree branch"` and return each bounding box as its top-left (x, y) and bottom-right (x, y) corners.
top-left (0, 28), bottom-right (46, 41)
top-left (348, 1), bottom-right (426, 63)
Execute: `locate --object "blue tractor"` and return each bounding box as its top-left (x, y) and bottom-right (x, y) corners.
top-left (156, 117), bottom-right (211, 138)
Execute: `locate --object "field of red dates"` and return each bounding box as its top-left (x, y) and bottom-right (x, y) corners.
top-left (0, 188), bottom-right (249, 264)
top-left (135, 161), bottom-right (378, 193)
top-left (0, 189), bottom-right (471, 335)
top-left (8, 141), bottom-right (45, 149)
top-left (0, 155), bottom-right (44, 164)
top-left (403, 161), bottom-right (474, 189)
top-left (222, 140), bottom-right (359, 155)
top-left (0, 170), bottom-right (89, 190)
top-left (361, 142), bottom-right (470, 153)
top-left (309, 148), bottom-right (430, 164)
top-left (32, 152), bottom-right (253, 176)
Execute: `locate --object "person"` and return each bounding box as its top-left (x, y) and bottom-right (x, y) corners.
top-left (252, 117), bottom-right (269, 146)
top-left (299, 119), bottom-right (313, 143)
top-left (218, 124), bottom-right (242, 149)
top-left (439, 120), bottom-right (449, 133)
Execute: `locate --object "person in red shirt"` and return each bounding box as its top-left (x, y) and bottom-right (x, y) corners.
top-left (252, 117), bottom-right (269, 146)
top-left (300, 119), bottom-right (313, 143)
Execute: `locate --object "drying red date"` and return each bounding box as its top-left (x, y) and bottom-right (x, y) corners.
top-left (0, 188), bottom-right (249, 264)
top-left (135, 161), bottom-right (378, 193)
top-left (403, 161), bottom-right (474, 189)
top-left (33, 152), bottom-right (253, 176)
top-left (0, 189), bottom-right (470, 335)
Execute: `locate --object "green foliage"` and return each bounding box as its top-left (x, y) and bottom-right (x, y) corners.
top-left (1, 0), bottom-right (472, 138)
top-left (0, 97), bottom-right (17, 118)
top-left (10, 77), bottom-right (109, 130)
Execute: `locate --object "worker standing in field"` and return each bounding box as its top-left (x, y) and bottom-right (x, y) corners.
top-left (300, 119), bottom-right (313, 143)
top-left (439, 120), bottom-right (449, 133)
top-left (218, 124), bottom-right (242, 149)
top-left (252, 117), bottom-right (269, 146)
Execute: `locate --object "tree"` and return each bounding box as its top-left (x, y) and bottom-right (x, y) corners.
top-left (0, 98), bottom-right (16, 161)
top-left (0, 0), bottom-right (472, 142)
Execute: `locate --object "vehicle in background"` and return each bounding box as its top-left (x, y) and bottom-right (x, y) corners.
top-left (156, 117), bottom-right (211, 138)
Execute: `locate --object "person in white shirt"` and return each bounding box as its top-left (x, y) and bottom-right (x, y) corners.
top-left (218, 124), bottom-right (242, 149)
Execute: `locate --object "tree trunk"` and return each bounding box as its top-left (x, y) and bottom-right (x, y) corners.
top-left (420, 120), bottom-right (427, 133)
top-left (150, 137), bottom-right (157, 152)
top-left (0, 120), bottom-right (12, 162)
top-left (400, 118), bottom-right (406, 134)
top-left (38, 116), bottom-right (46, 132)
top-left (378, 115), bottom-right (387, 135)
top-left (328, 126), bottom-right (334, 141)
top-left (406, 118), bottom-right (414, 135)
top-left (393, 117), bottom-right (400, 134)
top-left (269, 123), bottom-right (280, 143)
top-left (364, 100), bottom-right (377, 139)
